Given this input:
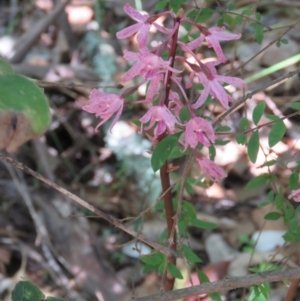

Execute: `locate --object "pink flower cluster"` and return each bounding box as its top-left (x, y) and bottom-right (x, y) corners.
top-left (82, 3), bottom-right (246, 183)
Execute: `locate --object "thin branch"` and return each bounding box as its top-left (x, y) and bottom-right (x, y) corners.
top-left (230, 19), bottom-right (300, 76)
top-left (132, 268), bottom-right (300, 301)
top-left (0, 153), bottom-right (179, 259)
top-left (213, 67), bottom-right (300, 128)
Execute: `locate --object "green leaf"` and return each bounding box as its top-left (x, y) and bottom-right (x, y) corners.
top-left (151, 133), bottom-right (180, 172)
top-left (266, 114), bottom-right (279, 121)
top-left (275, 193), bottom-right (284, 210)
top-left (197, 8), bottom-right (213, 23)
top-left (178, 219), bottom-right (189, 235)
top-left (159, 228), bottom-right (168, 244)
top-left (239, 117), bottom-right (249, 130)
top-left (245, 174), bottom-right (269, 189)
top-left (236, 133), bottom-right (247, 145)
top-left (276, 41), bottom-right (281, 48)
top-left (190, 218), bottom-right (218, 230)
top-left (168, 144), bottom-right (187, 160)
top-left (281, 38), bottom-right (289, 44)
top-left (167, 263), bottom-right (183, 279)
top-left (268, 190), bottom-right (275, 201)
top-left (290, 102), bottom-right (300, 110)
top-left (243, 8), bottom-right (253, 16)
top-left (215, 139), bottom-right (230, 146)
top-left (289, 217), bottom-right (298, 233)
top-left (185, 177), bottom-right (196, 195)
top-left (258, 201), bottom-right (272, 208)
top-left (182, 201), bottom-right (196, 218)
top-left (217, 17), bottom-right (224, 26)
top-left (0, 57), bottom-right (14, 75)
top-left (215, 125), bottom-right (231, 132)
top-left (289, 172), bottom-right (299, 190)
top-left (131, 119), bottom-right (141, 127)
top-left (283, 205), bottom-right (294, 222)
top-left (262, 160), bottom-right (277, 167)
top-left (186, 9), bottom-right (198, 21)
top-left (46, 297), bottom-right (68, 301)
top-left (268, 119), bottom-right (286, 147)
top-left (0, 74), bottom-right (51, 132)
top-left (182, 244), bottom-right (202, 263)
top-left (209, 144), bottom-right (216, 161)
top-left (0, 74), bottom-right (51, 151)
top-left (140, 253), bottom-right (164, 266)
top-left (283, 232), bottom-right (295, 243)
top-left (252, 102), bottom-right (265, 125)
top-left (11, 281), bottom-right (45, 301)
top-left (170, 0), bottom-right (185, 5)
top-left (239, 234), bottom-right (252, 244)
top-left (208, 292), bottom-right (222, 301)
top-left (264, 212), bottom-right (282, 220)
top-left (228, 3), bottom-right (235, 10)
top-left (248, 130), bottom-right (259, 163)
top-left (255, 12), bottom-right (261, 21)
top-left (250, 22), bottom-right (264, 44)
top-left (154, 0), bottom-right (167, 10)
top-left (235, 15), bottom-right (243, 25)
top-left (169, 4), bottom-right (180, 13)
top-left (143, 263), bottom-right (158, 273)
top-left (223, 13), bottom-right (236, 27)
top-left (197, 269), bottom-right (210, 283)
top-left (179, 106), bottom-right (190, 123)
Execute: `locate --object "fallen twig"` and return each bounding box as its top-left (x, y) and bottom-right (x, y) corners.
top-left (132, 268), bottom-right (300, 301)
top-left (0, 153), bottom-right (179, 259)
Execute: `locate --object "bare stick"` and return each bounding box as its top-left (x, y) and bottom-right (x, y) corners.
top-left (132, 268), bottom-right (300, 301)
top-left (0, 153), bottom-right (178, 259)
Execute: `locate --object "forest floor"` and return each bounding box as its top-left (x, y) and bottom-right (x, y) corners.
top-left (1, 1), bottom-right (300, 301)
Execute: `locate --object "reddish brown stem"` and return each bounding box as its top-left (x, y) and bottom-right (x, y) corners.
top-left (158, 14), bottom-right (181, 292)
top-left (284, 278), bottom-right (300, 301)
top-left (160, 162), bottom-right (176, 291)
top-left (164, 15), bottom-right (181, 107)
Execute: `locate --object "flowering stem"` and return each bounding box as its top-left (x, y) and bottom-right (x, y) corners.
top-left (163, 17), bottom-right (180, 106)
top-left (159, 161), bottom-right (176, 291)
top-left (158, 14), bottom-right (181, 292)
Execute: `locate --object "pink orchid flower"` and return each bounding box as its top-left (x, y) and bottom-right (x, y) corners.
top-left (116, 3), bottom-right (172, 48)
top-left (116, 3), bottom-right (151, 49)
top-left (196, 155), bottom-right (227, 182)
top-left (145, 73), bottom-right (163, 101)
top-left (181, 117), bottom-right (215, 151)
top-left (184, 26), bottom-right (241, 63)
top-left (188, 61), bottom-right (245, 109)
top-left (122, 48), bottom-right (180, 82)
top-left (169, 90), bottom-right (183, 118)
top-left (139, 105), bottom-right (178, 137)
top-left (83, 89), bottom-right (124, 132)
top-left (288, 189), bottom-right (300, 202)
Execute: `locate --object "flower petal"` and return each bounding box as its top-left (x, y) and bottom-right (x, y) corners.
top-left (186, 35), bottom-right (205, 51)
top-left (210, 80), bottom-right (231, 109)
top-left (216, 75), bottom-right (246, 88)
top-left (206, 37), bottom-right (227, 63)
top-left (121, 61), bottom-right (144, 82)
top-left (116, 23), bottom-right (143, 39)
top-left (137, 24), bottom-right (151, 48)
top-left (192, 86), bottom-right (210, 109)
top-left (123, 3), bottom-right (148, 22)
